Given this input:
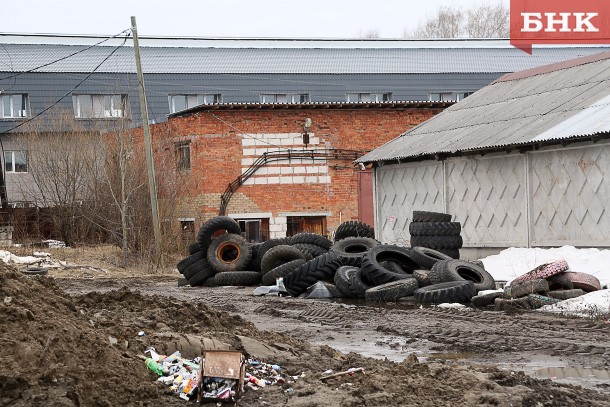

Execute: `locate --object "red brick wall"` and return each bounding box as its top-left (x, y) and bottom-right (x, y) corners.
top-left (151, 107), bottom-right (443, 236)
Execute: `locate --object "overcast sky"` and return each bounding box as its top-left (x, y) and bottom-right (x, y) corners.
top-left (4, 0), bottom-right (510, 38)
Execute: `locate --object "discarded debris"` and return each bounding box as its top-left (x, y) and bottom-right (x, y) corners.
top-left (320, 367), bottom-right (364, 381)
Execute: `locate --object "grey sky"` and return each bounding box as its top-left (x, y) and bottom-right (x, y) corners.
top-left (4, 0), bottom-right (510, 38)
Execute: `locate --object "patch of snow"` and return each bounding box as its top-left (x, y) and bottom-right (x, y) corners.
top-left (435, 303), bottom-right (467, 309)
top-left (33, 252), bottom-right (51, 257)
top-left (0, 250), bottom-right (41, 265)
top-left (476, 289), bottom-right (503, 296)
top-left (538, 289), bottom-right (610, 318)
top-left (481, 246), bottom-right (610, 287)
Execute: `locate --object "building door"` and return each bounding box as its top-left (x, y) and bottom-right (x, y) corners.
top-left (358, 170), bottom-right (374, 226)
top-left (287, 216), bottom-right (327, 237)
top-left (237, 219), bottom-right (269, 242)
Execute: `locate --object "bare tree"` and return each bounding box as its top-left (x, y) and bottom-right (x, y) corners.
top-left (465, 4), bottom-right (509, 38)
top-left (407, 3), bottom-right (509, 39)
top-left (358, 28), bottom-right (380, 39)
top-left (411, 7), bottom-right (464, 38)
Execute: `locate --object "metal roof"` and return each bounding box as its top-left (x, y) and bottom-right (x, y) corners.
top-left (0, 34), bottom-right (609, 75)
top-left (357, 51), bottom-right (610, 164)
top-left (168, 100), bottom-right (454, 118)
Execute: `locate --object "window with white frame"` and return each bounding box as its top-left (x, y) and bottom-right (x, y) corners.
top-left (346, 92), bottom-right (391, 103)
top-left (0, 94), bottom-right (28, 118)
top-left (4, 150), bottom-right (27, 173)
top-left (169, 94), bottom-right (221, 113)
top-left (430, 92), bottom-right (474, 102)
top-left (175, 142), bottom-right (191, 171)
top-left (72, 94), bottom-right (127, 118)
top-left (260, 93), bottom-right (310, 104)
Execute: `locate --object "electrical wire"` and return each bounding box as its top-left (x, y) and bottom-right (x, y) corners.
top-left (0, 29), bottom-right (131, 82)
top-left (205, 111), bottom-right (285, 149)
top-left (0, 31), bottom-right (130, 136)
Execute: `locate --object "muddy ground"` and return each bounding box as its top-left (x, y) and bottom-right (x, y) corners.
top-left (2, 246), bottom-right (610, 406)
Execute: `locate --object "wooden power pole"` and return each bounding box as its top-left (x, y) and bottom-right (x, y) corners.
top-left (131, 16), bottom-right (163, 267)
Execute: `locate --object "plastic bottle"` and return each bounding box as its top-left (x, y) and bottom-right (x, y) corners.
top-left (145, 358), bottom-right (164, 376)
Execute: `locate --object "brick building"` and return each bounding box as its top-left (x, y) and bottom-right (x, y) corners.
top-left (151, 101), bottom-right (449, 242)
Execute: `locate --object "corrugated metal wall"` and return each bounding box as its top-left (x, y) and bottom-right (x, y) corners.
top-left (0, 71), bottom-right (500, 132)
top-left (374, 142), bottom-right (610, 248)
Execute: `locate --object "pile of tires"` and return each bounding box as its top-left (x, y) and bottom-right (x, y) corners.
top-left (176, 216), bottom-right (334, 288)
top-left (478, 260), bottom-right (602, 311)
top-left (409, 211), bottom-right (462, 259)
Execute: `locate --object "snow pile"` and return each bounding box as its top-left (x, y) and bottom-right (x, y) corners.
top-left (0, 250), bottom-right (45, 265)
top-left (480, 246), bottom-right (610, 287)
top-left (538, 289), bottom-right (610, 318)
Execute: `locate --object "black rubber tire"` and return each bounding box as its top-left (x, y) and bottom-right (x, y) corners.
top-left (188, 266), bottom-right (216, 287)
top-left (207, 233), bottom-right (252, 273)
top-left (334, 221), bottom-right (375, 241)
top-left (409, 222), bottom-right (461, 236)
top-left (547, 289), bottom-right (586, 300)
top-left (432, 260), bottom-right (496, 292)
top-left (290, 233), bottom-right (332, 250)
top-left (248, 243), bottom-right (263, 272)
top-left (334, 266), bottom-right (371, 298)
top-left (412, 211), bottom-right (452, 223)
top-left (361, 245), bottom-right (419, 286)
top-left (283, 253), bottom-right (343, 297)
top-left (188, 242), bottom-right (201, 255)
top-left (261, 245), bottom-right (306, 274)
top-left (437, 248), bottom-right (460, 259)
top-left (214, 271), bottom-right (261, 286)
top-left (528, 294), bottom-right (561, 309)
top-left (494, 296), bottom-right (532, 311)
top-left (183, 258), bottom-right (211, 280)
top-left (379, 261), bottom-right (406, 274)
top-left (510, 279), bottom-right (549, 298)
top-left (292, 243), bottom-right (328, 261)
top-left (262, 259), bottom-right (306, 286)
top-left (365, 278), bottom-right (419, 302)
top-left (201, 276), bottom-right (217, 287)
top-left (197, 216), bottom-right (242, 253)
top-left (546, 273), bottom-right (574, 291)
top-left (413, 269), bottom-right (433, 287)
top-left (414, 281), bottom-right (476, 304)
top-left (410, 235), bottom-right (463, 250)
top-left (256, 238), bottom-right (292, 271)
top-left (410, 247), bottom-right (453, 269)
top-left (471, 291), bottom-right (503, 307)
top-left (330, 237), bottom-right (379, 265)
top-left (178, 277), bottom-right (189, 287)
top-left (177, 251), bottom-right (205, 274)
top-left (433, 260), bottom-right (496, 292)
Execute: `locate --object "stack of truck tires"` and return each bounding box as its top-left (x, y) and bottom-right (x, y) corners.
top-left (409, 211), bottom-right (462, 259)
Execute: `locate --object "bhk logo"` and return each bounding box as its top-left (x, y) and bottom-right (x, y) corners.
top-left (511, 0), bottom-right (610, 53)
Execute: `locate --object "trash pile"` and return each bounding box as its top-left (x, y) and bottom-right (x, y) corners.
top-left (176, 212), bottom-right (499, 304)
top-left (472, 259), bottom-right (605, 311)
top-left (142, 346), bottom-right (285, 402)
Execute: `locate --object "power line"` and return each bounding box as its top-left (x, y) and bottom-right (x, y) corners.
top-left (0, 29), bottom-right (131, 82)
top-left (0, 31), bottom-right (130, 136)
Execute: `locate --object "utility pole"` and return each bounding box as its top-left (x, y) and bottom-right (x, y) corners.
top-left (131, 16), bottom-right (163, 268)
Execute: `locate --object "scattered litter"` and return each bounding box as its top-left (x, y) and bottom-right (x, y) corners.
top-left (138, 331), bottom-right (146, 337)
top-left (320, 367), bottom-right (365, 381)
top-left (142, 348), bottom-right (286, 402)
top-left (252, 285), bottom-right (288, 297)
top-left (3, 296), bottom-right (11, 304)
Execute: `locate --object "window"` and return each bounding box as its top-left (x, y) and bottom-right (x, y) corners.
top-left (72, 94), bottom-right (127, 118)
top-left (175, 142), bottom-right (191, 171)
top-left (169, 94), bottom-right (221, 113)
top-left (430, 92), bottom-right (474, 102)
top-left (260, 93), bottom-right (309, 104)
top-left (346, 92), bottom-right (391, 103)
top-left (0, 94), bottom-right (27, 118)
top-left (4, 151), bottom-right (27, 173)
top-left (8, 201), bottom-right (32, 208)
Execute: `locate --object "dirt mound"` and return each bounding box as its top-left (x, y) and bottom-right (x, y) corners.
top-left (0, 264), bottom-right (181, 407)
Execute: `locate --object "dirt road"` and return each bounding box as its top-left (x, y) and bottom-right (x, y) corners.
top-left (56, 275), bottom-right (610, 400)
